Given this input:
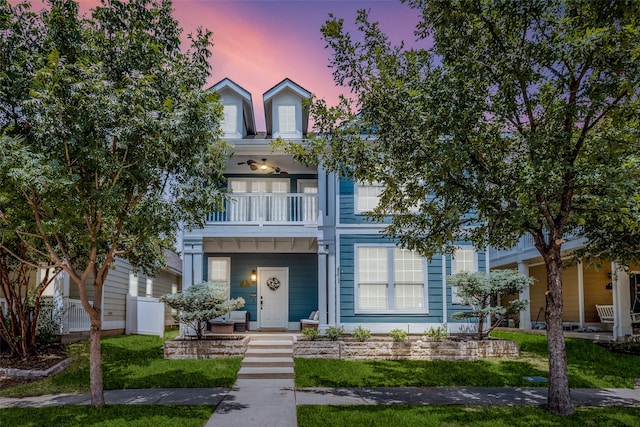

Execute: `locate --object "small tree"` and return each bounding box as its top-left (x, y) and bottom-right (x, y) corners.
top-left (448, 270), bottom-right (533, 339)
top-left (161, 281), bottom-right (245, 339)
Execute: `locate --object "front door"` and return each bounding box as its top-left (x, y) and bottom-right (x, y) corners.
top-left (258, 267), bottom-right (289, 329)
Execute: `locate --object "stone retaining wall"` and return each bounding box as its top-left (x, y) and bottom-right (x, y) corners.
top-left (164, 336), bottom-right (249, 359)
top-left (294, 339), bottom-right (518, 360)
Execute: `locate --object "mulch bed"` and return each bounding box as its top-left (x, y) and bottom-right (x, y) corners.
top-left (0, 345), bottom-right (68, 390)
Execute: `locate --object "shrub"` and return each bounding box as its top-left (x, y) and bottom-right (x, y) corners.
top-left (325, 326), bottom-right (345, 341)
top-left (351, 326), bottom-right (372, 342)
top-left (302, 327), bottom-right (321, 340)
top-left (423, 326), bottom-right (449, 341)
top-left (389, 328), bottom-right (408, 342)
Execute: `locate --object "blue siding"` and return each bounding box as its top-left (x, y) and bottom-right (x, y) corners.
top-left (338, 178), bottom-right (391, 225)
top-left (203, 253), bottom-right (317, 323)
top-left (339, 235), bottom-right (480, 324)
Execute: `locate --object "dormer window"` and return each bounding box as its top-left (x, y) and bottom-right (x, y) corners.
top-left (222, 105), bottom-right (238, 134)
top-left (278, 105), bottom-right (296, 133)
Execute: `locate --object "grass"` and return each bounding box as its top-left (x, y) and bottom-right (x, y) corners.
top-left (295, 331), bottom-right (640, 389)
top-left (297, 405), bottom-right (640, 427)
top-left (0, 329), bottom-right (241, 398)
top-left (0, 405), bottom-right (215, 427)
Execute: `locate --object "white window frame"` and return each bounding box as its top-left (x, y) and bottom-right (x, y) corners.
top-left (355, 182), bottom-right (384, 214)
top-left (208, 257), bottom-right (231, 298)
top-left (278, 104), bottom-right (296, 133)
top-left (129, 271), bottom-right (138, 297)
top-left (451, 246), bottom-right (478, 304)
top-left (145, 278), bottom-right (153, 297)
top-left (221, 104), bottom-right (238, 134)
top-left (354, 244), bottom-right (428, 314)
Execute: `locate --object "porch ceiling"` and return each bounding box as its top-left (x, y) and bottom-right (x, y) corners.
top-left (203, 237), bottom-right (317, 253)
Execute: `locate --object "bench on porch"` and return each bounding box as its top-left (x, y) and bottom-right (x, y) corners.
top-left (596, 304), bottom-right (614, 324)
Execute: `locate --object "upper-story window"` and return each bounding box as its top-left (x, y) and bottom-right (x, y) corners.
top-left (222, 105), bottom-right (238, 134)
top-left (356, 182), bottom-right (384, 213)
top-left (278, 105), bottom-right (296, 133)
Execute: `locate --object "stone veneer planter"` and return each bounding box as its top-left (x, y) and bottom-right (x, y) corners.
top-left (294, 338), bottom-right (518, 361)
top-left (164, 335), bottom-right (249, 359)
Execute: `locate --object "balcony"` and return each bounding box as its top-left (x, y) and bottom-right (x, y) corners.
top-left (490, 230), bottom-right (585, 267)
top-left (206, 193), bottom-right (318, 225)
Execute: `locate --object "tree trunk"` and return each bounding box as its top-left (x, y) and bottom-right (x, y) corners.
top-left (543, 247), bottom-right (574, 415)
top-left (88, 310), bottom-right (105, 407)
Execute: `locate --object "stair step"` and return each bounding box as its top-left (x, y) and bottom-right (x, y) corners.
top-left (242, 357), bottom-right (293, 368)
top-left (237, 366), bottom-right (294, 379)
top-left (244, 348), bottom-right (293, 358)
top-left (248, 340), bottom-right (293, 348)
top-left (249, 334), bottom-right (295, 341)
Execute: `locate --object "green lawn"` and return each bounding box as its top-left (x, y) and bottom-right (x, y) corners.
top-left (0, 330), bottom-right (241, 398)
top-left (295, 331), bottom-right (640, 389)
top-left (297, 405), bottom-right (640, 427)
top-left (0, 405), bottom-right (215, 427)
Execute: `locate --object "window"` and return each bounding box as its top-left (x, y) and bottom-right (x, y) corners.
top-left (129, 271), bottom-right (138, 297)
top-left (222, 105), bottom-right (237, 133)
top-left (145, 278), bottom-right (153, 297)
top-left (278, 105), bottom-right (296, 133)
top-left (451, 247), bottom-right (477, 304)
top-left (208, 257), bottom-right (231, 298)
top-left (356, 246), bottom-right (427, 313)
top-left (356, 182), bottom-right (384, 213)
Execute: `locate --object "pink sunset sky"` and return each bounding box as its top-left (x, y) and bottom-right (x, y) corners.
top-left (18, 0), bottom-right (423, 131)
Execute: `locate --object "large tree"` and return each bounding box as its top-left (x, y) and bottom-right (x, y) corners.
top-left (0, 0), bottom-right (226, 406)
top-left (284, 0), bottom-right (640, 415)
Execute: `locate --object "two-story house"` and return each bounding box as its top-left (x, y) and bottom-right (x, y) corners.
top-left (182, 77), bottom-right (481, 333)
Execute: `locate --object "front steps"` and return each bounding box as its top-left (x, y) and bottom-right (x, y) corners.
top-left (237, 335), bottom-right (294, 380)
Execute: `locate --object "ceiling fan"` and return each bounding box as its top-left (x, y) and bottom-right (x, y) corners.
top-left (237, 158), bottom-right (288, 175)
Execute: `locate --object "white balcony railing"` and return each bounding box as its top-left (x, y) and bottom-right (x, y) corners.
top-left (206, 193), bottom-right (318, 225)
top-left (489, 229), bottom-right (583, 263)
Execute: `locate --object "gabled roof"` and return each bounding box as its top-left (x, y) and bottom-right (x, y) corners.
top-left (263, 78), bottom-right (312, 136)
top-left (210, 78), bottom-right (256, 135)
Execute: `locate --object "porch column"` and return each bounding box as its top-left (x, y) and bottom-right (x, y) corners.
top-left (612, 262), bottom-right (632, 340)
top-left (577, 261), bottom-right (585, 328)
top-left (518, 261), bottom-right (532, 330)
top-left (318, 245), bottom-right (328, 327)
top-left (181, 238), bottom-right (203, 336)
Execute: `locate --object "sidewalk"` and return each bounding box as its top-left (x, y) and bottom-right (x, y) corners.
top-left (2, 386), bottom-right (640, 409)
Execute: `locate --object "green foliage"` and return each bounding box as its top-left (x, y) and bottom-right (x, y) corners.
top-left (351, 325), bottom-right (372, 342)
top-left (423, 326), bottom-right (449, 341)
top-left (298, 406), bottom-right (640, 427)
top-left (0, 333), bottom-right (241, 398)
top-left (0, 405), bottom-right (215, 427)
top-left (448, 270), bottom-right (533, 338)
top-left (325, 326), bottom-right (345, 341)
top-left (388, 328), bottom-right (408, 342)
top-left (302, 328), bottom-right (321, 340)
top-left (161, 281), bottom-right (245, 339)
top-left (0, 0), bottom-right (226, 403)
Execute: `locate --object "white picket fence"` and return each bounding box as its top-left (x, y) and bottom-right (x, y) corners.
top-left (62, 298), bottom-right (92, 333)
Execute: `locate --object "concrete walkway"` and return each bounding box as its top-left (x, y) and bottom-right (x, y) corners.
top-left (3, 386), bottom-right (640, 410)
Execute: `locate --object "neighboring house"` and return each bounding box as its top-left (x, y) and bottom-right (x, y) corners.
top-left (181, 77), bottom-right (481, 333)
top-left (490, 234), bottom-right (639, 340)
top-left (1, 251), bottom-right (182, 342)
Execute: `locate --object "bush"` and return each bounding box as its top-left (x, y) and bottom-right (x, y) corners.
top-left (389, 328), bottom-right (408, 342)
top-left (351, 326), bottom-right (372, 342)
top-left (423, 326), bottom-right (449, 341)
top-left (302, 328), bottom-right (321, 340)
top-left (325, 326), bottom-right (345, 341)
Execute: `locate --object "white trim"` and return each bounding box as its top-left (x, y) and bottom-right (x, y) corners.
top-left (354, 182), bottom-right (384, 214)
top-left (257, 266), bottom-right (289, 329)
top-left (353, 244), bottom-right (429, 315)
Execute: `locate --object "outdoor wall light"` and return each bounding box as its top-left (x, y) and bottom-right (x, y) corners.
top-left (250, 270), bottom-right (257, 283)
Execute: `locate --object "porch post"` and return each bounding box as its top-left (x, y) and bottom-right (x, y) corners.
top-left (181, 238), bottom-right (203, 336)
top-left (577, 261), bottom-right (585, 328)
top-left (518, 261), bottom-right (532, 330)
top-left (318, 245), bottom-right (328, 328)
top-left (611, 262), bottom-right (632, 340)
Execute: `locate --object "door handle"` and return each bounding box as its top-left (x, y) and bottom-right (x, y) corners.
top-left (260, 296), bottom-right (263, 310)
